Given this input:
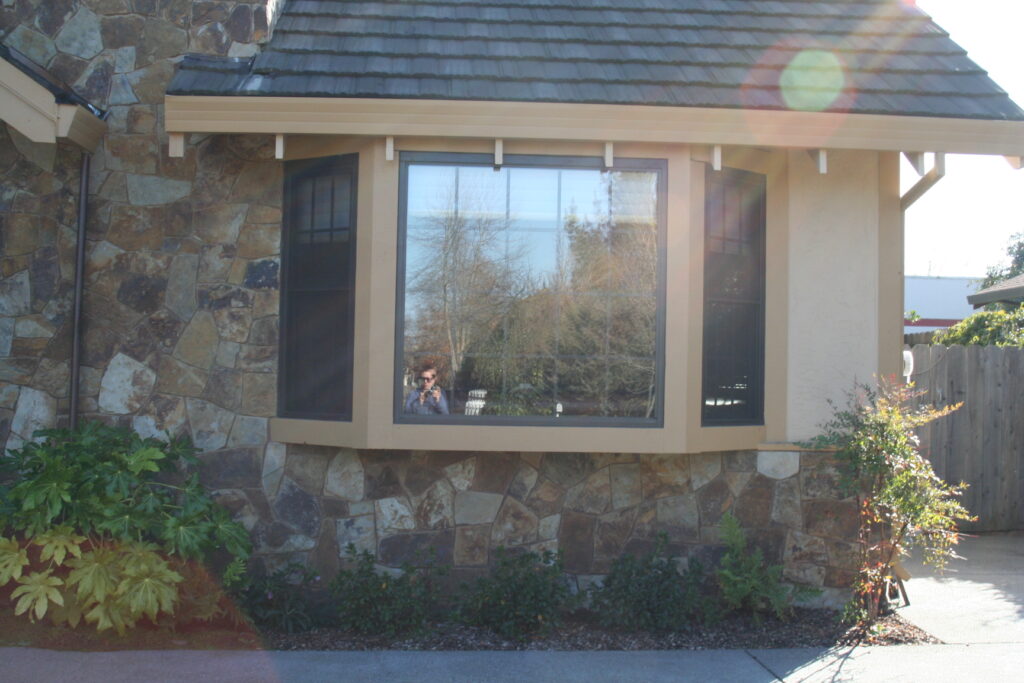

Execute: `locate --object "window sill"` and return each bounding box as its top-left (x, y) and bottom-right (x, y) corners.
top-left (270, 416), bottom-right (766, 454)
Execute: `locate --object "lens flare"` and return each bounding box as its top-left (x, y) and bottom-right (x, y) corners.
top-left (779, 49), bottom-right (846, 112)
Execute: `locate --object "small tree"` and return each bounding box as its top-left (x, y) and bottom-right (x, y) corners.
top-left (809, 380), bottom-right (973, 621)
top-left (980, 231), bottom-right (1024, 293)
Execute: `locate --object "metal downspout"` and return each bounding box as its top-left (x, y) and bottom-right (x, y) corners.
top-left (69, 152), bottom-right (90, 430)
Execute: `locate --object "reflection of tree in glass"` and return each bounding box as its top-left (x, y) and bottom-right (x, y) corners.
top-left (556, 171), bottom-right (658, 418)
top-left (406, 174), bottom-right (520, 387)
top-left (405, 168), bottom-right (659, 419)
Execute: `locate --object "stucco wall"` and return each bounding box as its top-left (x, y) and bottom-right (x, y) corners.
top-left (785, 149), bottom-right (883, 441)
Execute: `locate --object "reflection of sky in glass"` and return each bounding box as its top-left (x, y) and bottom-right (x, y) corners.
top-left (402, 160), bottom-right (660, 419)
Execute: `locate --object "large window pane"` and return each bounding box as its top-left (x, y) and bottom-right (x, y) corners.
top-left (398, 154), bottom-right (663, 423)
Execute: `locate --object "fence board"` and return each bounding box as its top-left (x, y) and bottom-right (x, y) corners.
top-left (911, 344), bottom-right (1024, 532)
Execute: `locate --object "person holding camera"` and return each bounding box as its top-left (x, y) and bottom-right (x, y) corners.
top-left (404, 363), bottom-right (449, 415)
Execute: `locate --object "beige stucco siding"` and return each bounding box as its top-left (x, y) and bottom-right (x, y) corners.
top-left (784, 149), bottom-right (884, 441)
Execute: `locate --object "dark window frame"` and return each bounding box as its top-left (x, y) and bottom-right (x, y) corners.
top-left (701, 166), bottom-right (766, 427)
top-left (394, 151), bottom-right (668, 428)
top-left (278, 153), bottom-right (359, 420)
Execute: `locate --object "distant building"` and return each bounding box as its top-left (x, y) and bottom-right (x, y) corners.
top-left (904, 276), bottom-right (980, 333)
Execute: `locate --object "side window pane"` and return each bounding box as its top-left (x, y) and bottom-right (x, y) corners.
top-left (702, 167), bottom-right (765, 426)
top-left (281, 154), bottom-right (357, 419)
top-left (398, 155), bottom-right (663, 423)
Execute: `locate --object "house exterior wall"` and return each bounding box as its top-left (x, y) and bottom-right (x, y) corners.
top-left (1, 2), bottom-right (870, 598)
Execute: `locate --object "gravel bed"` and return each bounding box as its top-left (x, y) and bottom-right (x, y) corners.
top-left (264, 609), bottom-right (939, 651)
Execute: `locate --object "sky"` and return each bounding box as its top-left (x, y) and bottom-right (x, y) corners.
top-left (902, 0), bottom-right (1024, 278)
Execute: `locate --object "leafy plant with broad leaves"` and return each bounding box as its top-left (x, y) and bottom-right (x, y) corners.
top-left (0, 531), bottom-right (183, 634)
top-left (589, 533), bottom-right (714, 632)
top-left (807, 380), bottom-right (973, 622)
top-left (0, 421), bottom-right (250, 560)
top-left (931, 304), bottom-right (1024, 347)
top-left (716, 512), bottom-right (815, 623)
top-left (457, 547), bottom-right (576, 640)
top-left (0, 422), bottom-right (251, 633)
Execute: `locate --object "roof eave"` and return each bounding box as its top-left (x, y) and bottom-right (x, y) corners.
top-left (0, 58), bottom-right (106, 151)
top-left (164, 94), bottom-right (1024, 157)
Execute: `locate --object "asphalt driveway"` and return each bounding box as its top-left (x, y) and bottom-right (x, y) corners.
top-left (899, 531), bottom-right (1024, 644)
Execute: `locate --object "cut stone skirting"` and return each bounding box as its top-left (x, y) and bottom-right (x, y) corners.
top-left (205, 447), bottom-right (859, 606)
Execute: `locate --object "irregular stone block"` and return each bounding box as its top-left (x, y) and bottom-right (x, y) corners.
top-left (525, 478), bottom-right (565, 518)
top-left (640, 453), bottom-right (690, 499)
top-left (565, 468), bottom-right (611, 515)
top-left (283, 444), bottom-right (333, 494)
top-left (156, 354), bottom-right (208, 397)
top-left (444, 457), bottom-right (475, 491)
top-left (241, 372), bottom-right (276, 416)
top-left (416, 479), bottom-right (455, 530)
top-left (274, 477), bottom-right (321, 538)
top-left (336, 515), bottom-right (376, 556)
top-left (0, 271), bottom-right (31, 316)
top-left (117, 273), bottom-right (166, 315)
top-left (594, 507), bottom-right (636, 561)
top-left (54, 6), bottom-right (103, 59)
top-left (5, 26), bottom-right (56, 67)
top-left (690, 452), bottom-right (722, 490)
top-left (262, 441), bottom-right (287, 499)
top-left (724, 450), bottom-right (758, 471)
top-left (198, 447), bottom-right (261, 490)
top-left (324, 449), bottom-right (364, 501)
top-left (202, 367), bottom-right (242, 410)
top-left (454, 491), bottom-right (503, 525)
top-left (455, 525), bottom-right (489, 566)
top-left (540, 452), bottom-right (594, 489)
top-left (375, 496), bottom-right (416, 537)
top-left (508, 463), bottom-right (538, 500)
top-left (696, 478), bottom-right (734, 526)
top-left (378, 530), bottom-right (454, 567)
top-left (771, 476), bottom-right (802, 529)
top-left (98, 352), bottom-right (155, 414)
top-left (784, 530), bottom-right (829, 566)
top-left (243, 258), bottom-right (279, 290)
top-left (538, 514), bottom-right (561, 541)
top-left (185, 397), bottom-right (234, 451)
top-left (803, 500), bottom-right (859, 541)
top-left (227, 415), bottom-right (267, 447)
top-left (560, 510), bottom-right (596, 573)
top-left (165, 253), bottom-right (199, 321)
top-left (213, 306), bottom-right (253, 343)
top-left (757, 451), bottom-right (800, 480)
top-left (800, 454), bottom-right (843, 499)
top-left (733, 474), bottom-right (775, 527)
top-left (0, 318), bottom-right (13, 356)
top-left (174, 310), bottom-right (218, 369)
top-left (784, 563), bottom-right (826, 587)
top-left (609, 462), bottom-right (641, 510)
top-left (363, 453), bottom-right (405, 500)
top-left (126, 174), bottom-right (191, 206)
top-left (237, 224), bottom-right (280, 258)
top-left (15, 315), bottom-right (55, 338)
top-left (471, 452), bottom-right (519, 494)
top-left (491, 497), bottom-right (538, 547)
top-left (656, 493), bottom-right (700, 543)
top-left (132, 394), bottom-right (186, 439)
top-left (10, 387), bottom-right (56, 442)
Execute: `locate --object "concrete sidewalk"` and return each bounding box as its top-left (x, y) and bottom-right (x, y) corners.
top-left (4, 644), bottom-right (1024, 683)
top-left (899, 531), bottom-right (1024, 644)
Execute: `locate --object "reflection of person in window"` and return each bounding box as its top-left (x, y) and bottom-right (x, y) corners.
top-left (404, 364), bottom-right (449, 415)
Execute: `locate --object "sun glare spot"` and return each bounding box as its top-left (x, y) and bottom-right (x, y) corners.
top-left (779, 49), bottom-right (846, 112)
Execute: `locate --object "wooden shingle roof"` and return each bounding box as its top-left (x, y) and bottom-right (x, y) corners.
top-left (167, 0), bottom-right (1024, 121)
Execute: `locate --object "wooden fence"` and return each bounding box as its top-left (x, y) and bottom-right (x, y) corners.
top-left (909, 344), bottom-right (1024, 532)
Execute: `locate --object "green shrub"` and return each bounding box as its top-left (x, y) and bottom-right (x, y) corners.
top-left (932, 304), bottom-right (1024, 347)
top-left (457, 547), bottom-right (575, 640)
top-left (329, 544), bottom-right (437, 636)
top-left (0, 422), bottom-right (250, 633)
top-left (809, 381), bottom-right (973, 621)
top-left (590, 534), bottom-right (712, 632)
top-left (716, 513), bottom-right (810, 623)
top-left (228, 561), bottom-right (328, 633)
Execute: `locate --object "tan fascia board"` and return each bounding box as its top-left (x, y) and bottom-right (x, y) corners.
top-left (0, 59), bottom-right (105, 151)
top-left (165, 95), bottom-right (1024, 156)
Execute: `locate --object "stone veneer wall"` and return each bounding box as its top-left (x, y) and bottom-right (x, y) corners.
top-left (0, 2), bottom-right (858, 604)
top-left (1, 1), bottom-right (282, 449)
top-left (218, 447), bottom-right (858, 605)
